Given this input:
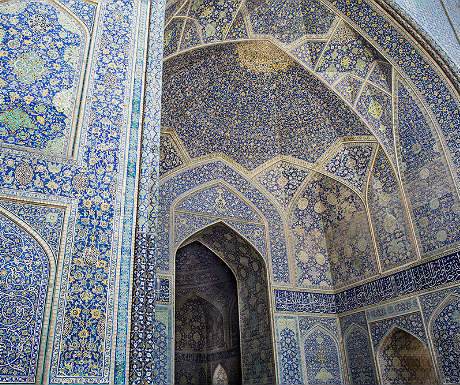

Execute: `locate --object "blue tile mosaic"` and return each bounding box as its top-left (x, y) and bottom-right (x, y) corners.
top-left (0, 198), bottom-right (65, 256)
top-left (161, 42), bottom-right (370, 171)
top-left (257, 161), bottom-right (310, 208)
top-left (369, 311), bottom-right (427, 349)
top-left (323, 143), bottom-right (374, 191)
top-left (158, 160), bottom-right (290, 282)
top-left (0, 213), bottom-right (50, 383)
top-left (275, 316), bottom-right (303, 385)
top-left (429, 294), bottom-right (460, 384)
top-left (159, 133), bottom-right (184, 176)
top-left (340, 315), bottom-right (377, 385)
top-left (275, 250), bottom-right (460, 314)
top-left (0, 0), bottom-right (88, 155)
top-left (368, 149), bottom-right (416, 270)
top-left (175, 183), bottom-right (262, 222)
top-left (247, 0), bottom-right (335, 44)
top-left (299, 318), bottom-right (343, 385)
top-left (291, 173), bottom-right (377, 289)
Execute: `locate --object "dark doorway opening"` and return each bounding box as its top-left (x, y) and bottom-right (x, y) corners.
top-left (175, 241), bottom-right (242, 385)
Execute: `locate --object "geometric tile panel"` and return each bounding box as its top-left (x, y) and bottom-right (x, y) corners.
top-left (356, 84), bottom-right (394, 161)
top-left (299, 316), bottom-right (343, 385)
top-left (226, 11), bottom-right (248, 40)
top-left (0, 0), bottom-right (88, 155)
top-left (368, 61), bottom-right (392, 93)
top-left (334, 75), bottom-right (363, 104)
top-left (159, 134), bottom-right (184, 176)
top-left (175, 183), bottom-right (262, 222)
top-left (173, 211), bottom-right (268, 261)
top-left (275, 316), bottom-right (303, 385)
top-left (0, 213), bottom-right (50, 383)
top-left (343, 324), bottom-right (377, 385)
top-left (368, 150), bottom-right (416, 270)
top-left (151, 306), bottom-right (172, 385)
top-left (247, 0), bottom-right (336, 44)
top-left (315, 22), bottom-right (381, 84)
top-left (369, 311), bottom-right (427, 349)
top-left (257, 161), bottom-right (310, 208)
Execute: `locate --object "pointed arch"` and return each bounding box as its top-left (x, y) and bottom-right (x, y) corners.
top-left (343, 323), bottom-right (377, 385)
top-left (377, 326), bottom-right (436, 385)
top-left (0, 211), bottom-right (56, 383)
top-left (173, 222), bottom-right (277, 384)
top-left (302, 324), bottom-right (343, 384)
top-left (212, 363), bottom-right (229, 385)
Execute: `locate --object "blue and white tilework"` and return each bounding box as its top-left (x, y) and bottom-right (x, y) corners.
top-left (0, 0), bottom-right (88, 155)
top-left (0, 214), bottom-right (50, 384)
top-left (369, 311), bottom-right (427, 349)
top-left (159, 134), bottom-right (184, 176)
top-left (299, 316), bottom-right (342, 385)
top-left (275, 316), bottom-right (303, 385)
top-left (366, 297), bottom-right (419, 322)
top-left (396, 80), bottom-right (460, 256)
top-left (368, 150), bottom-right (416, 270)
top-left (257, 161), bottom-right (310, 208)
top-left (0, 198), bottom-right (65, 256)
top-left (428, 294), bottom-right (460, 384)
top-left (323, 143), bottom-right (374, 191)
top-left (291, 173), bottom-right (377, 289)
top-left (340, 312), bottom-right (377, 385)
top-left (158, 160), bottom-right (290, 282)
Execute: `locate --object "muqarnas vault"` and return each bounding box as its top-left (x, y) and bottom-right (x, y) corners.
top-left (0, 0), bottom-right (459, 384)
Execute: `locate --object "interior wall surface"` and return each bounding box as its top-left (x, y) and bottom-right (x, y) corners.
top-left (156, 0), bottom-right (460, 384)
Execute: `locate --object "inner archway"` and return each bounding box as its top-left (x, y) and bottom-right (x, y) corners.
top-left (175, 241), bottom-right (242, 385)
top-left (174, 223), bottom-right (276, 385)
top-left (377, 327), bottom-right (436, 385)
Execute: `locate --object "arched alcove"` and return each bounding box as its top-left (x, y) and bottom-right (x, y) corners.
top-left (213, 363), bottom-right (229, 385)
top-left (377, 327), bottom-right (436, 385)
top-left (174, 222), bottom-right (276, 385)
top-left (343, 324), bottom-right (377, 385)
top-left (175, 242), bottom-right (241, 385)
top-left (0, 212), bottom-right (54, 383)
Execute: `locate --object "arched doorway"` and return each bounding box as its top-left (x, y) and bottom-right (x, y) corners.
top-left (174, 223), bottom-right (276, 385)
top-left (175, 241), bottom-right (242, 385)
top-left (377, 327), bottom-right (436, 385)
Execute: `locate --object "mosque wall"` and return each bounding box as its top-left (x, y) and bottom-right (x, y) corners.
top-left (0, 0), bottom-right (164, 383)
